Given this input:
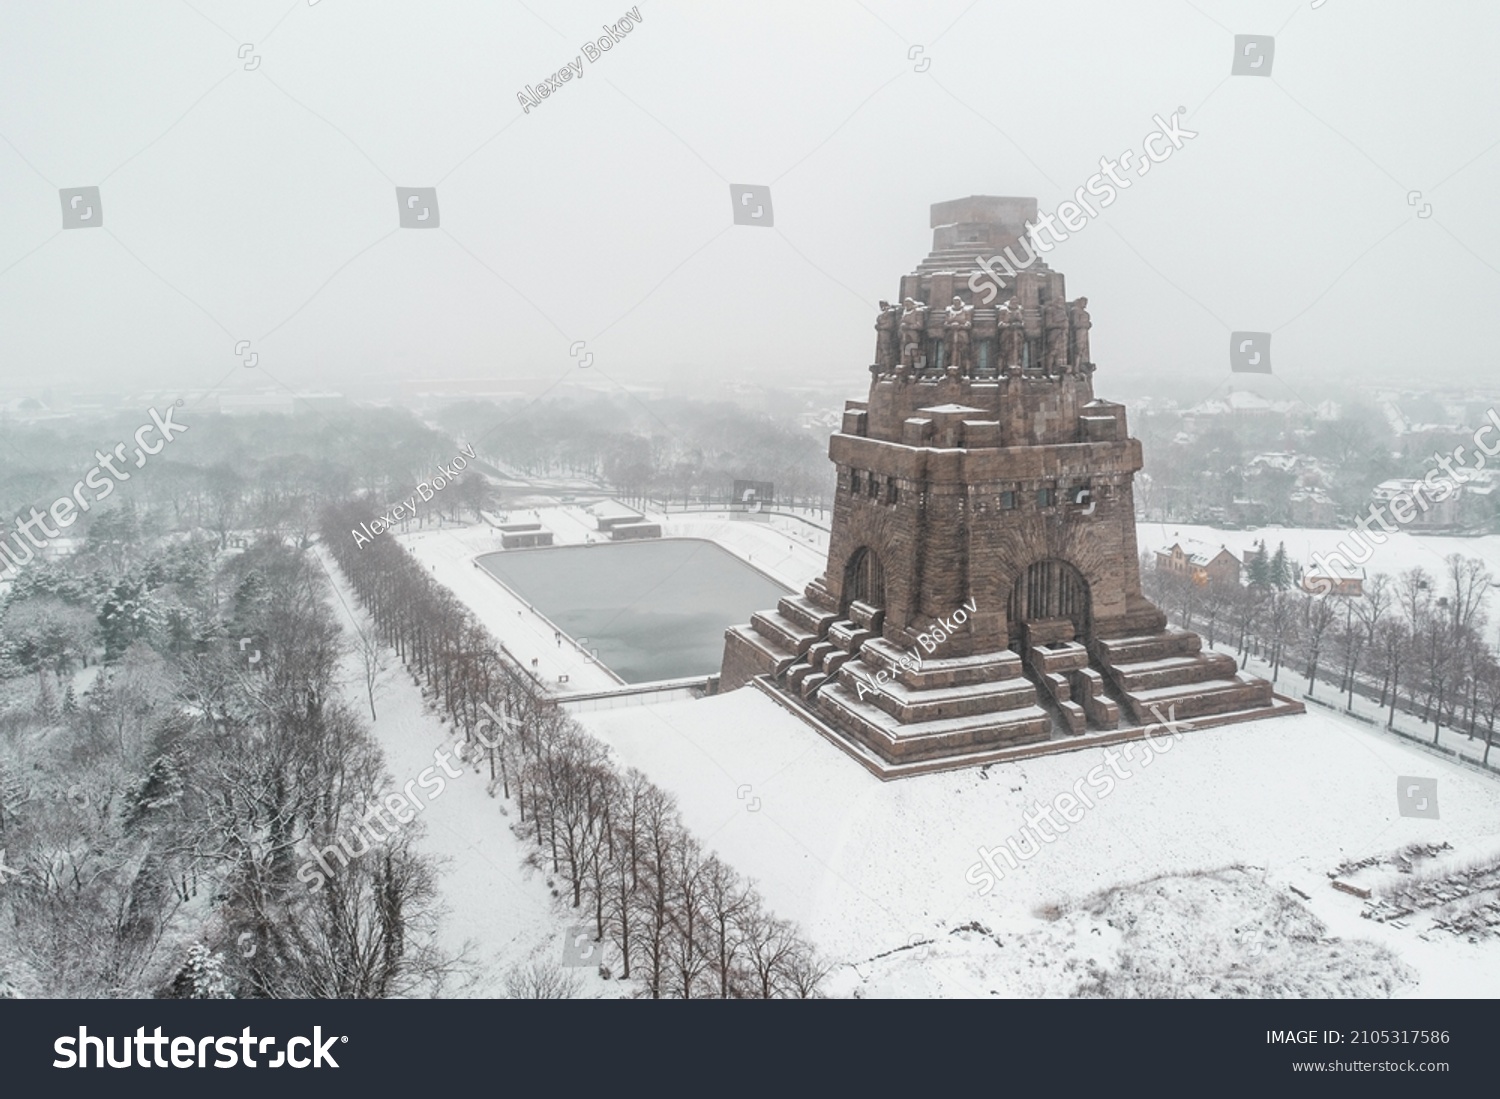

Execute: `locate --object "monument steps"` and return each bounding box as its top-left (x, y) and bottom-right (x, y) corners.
top-left (1110, 652), bottom-right (1239, 692)
top-left (1120, 675), bottom-right (1272, 721)
top-left (827, 620), bottom-right (875, 653)
top-left (816, 679), bottom-right (1054, 764)
top-left (1088, 627), bottom-right (1297, 728)
top-left (823, 650), bottom-right (852, 675)
top-left (753, 675), bottom-right (1302, 781)
top-left (806, 640), bottom-right (837, 667)
top-left (779, 594), bottom-right (836, 636)
top-left (785, 661), bottom-right (819, 692)
top-left (858, 637), bottom-right (1020, 688)
top-left (1093, 628), bottom-right (1202, 664)
top-left (1015, 661), bottom-right (1088, 736)
top-left (723, 624), bottom-right (797, 678)
top-left (800, 672), bottom-right (830, 698)
top-left (835, 657), bottom-right (1041, 723)
top-left (749, 610), bottom-right (816, 657)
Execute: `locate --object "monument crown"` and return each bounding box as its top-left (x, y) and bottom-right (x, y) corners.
top-left (921, 195), bottom-right (1040, 275)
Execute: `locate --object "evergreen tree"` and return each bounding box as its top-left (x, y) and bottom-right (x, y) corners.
top-left (1247, 540), bottom-right (1271, 588)
top-left (128, 751), bottom-right (185, 825)
top-left (34, 675), bottom-right (57, 720)
top-left (1271, 542), bottom-right (1291, 591)
top-left (166, 945), bottom-right (234, 999)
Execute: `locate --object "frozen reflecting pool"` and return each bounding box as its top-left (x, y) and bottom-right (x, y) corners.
top-left (476, 538), bottom-right (791, 684)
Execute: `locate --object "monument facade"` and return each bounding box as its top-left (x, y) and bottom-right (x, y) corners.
top-left (721, 196), bottom-right (1302, 777)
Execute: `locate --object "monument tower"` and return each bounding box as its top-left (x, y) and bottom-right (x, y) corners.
top-left (721, 196), bottom-right (1301, 778)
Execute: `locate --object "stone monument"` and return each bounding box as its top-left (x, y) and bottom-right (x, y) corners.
top-left (721, 196), bottom-right (1302, 778)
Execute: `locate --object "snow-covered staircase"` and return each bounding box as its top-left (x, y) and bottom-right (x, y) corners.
top-left (1091, 628), bottom-right (1301, 728)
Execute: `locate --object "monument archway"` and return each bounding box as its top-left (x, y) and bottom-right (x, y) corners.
top-left (1008, 558), bottom-right (1091, 642)
top-left (842, 546), bottom-right (886, 612)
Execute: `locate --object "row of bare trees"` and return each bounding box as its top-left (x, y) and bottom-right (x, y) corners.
top-left (320, 502), bottom-right (826, 997)
top-left (1145, 553), bottom-right (1500, 764)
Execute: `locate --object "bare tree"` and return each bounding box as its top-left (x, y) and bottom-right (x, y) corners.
top-left (1397, 567), bottom-right (1434, 629)
top-left (503, 960), bottom-right (582, 999)
top-left (1301, 594), bottom-right (1338, 697)
top-left (1264, 592), bottom-right (1298, 686)
top-left (740, 912), bottom-right (801, 999)
top-left (701, 856), bottom-right (754, 998)
top-left (1373, 618), bottom-right (1409, 729)
top-left (1446, 554), bottom-right (1492, 633)
top-left (355, 626), bottom-right (389, 721)
top-left (665, 833), bottom-right (711, 999)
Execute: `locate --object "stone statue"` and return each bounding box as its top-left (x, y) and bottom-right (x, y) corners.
top-left (1068, 296), bottom-right (1091, 367)
top-left (942, 295), bottom-right (974, 375)
top-left (874, 300), bottom-right (900, 371)
top-left (1042, 296), bottom-right (1069, 377)
top-left (898, 297), bottom-right (929, 370)
top-left (998, 297), bottom-right (1025, 374)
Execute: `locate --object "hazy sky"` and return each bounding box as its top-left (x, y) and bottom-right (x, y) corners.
top-left (3, 0), bottom-right (1499, 408)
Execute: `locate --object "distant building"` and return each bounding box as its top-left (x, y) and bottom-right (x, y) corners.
top-left (1155, 540), bottom-right (1242, 587)
top-left (1228, 497), bottom-right (1268, 527)
top-left (1182, 388), bottom-right (1293, 432)
top-left (1302, 567), bottom-right (1364, 598)
top-left (497, 522), bottom-right (553, 549)
top-left (1289, 486), bottom-right (1336, 527)
top-left (1372, 478), bottom-right (1460, 528)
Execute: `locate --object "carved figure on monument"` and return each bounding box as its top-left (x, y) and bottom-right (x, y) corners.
top-left (998, 297), bottom-right (1025, 374)
top-left (1042, 296), bottom-right (1069, 377)
top-left (899, 297), bottom-right (929, 369)
top-left (1068, 296), bottom-right (1091, 367)
top-left (874, 300), bottom-right (899, 371)
top-left (942, 295), bottom-right (974, 374)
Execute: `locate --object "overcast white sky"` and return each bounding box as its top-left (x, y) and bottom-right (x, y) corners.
top-left (2, 0), bottom-right (1498, 404)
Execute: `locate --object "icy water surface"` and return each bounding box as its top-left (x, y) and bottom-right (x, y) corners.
top-left (477, 538), bottom-right (791, 684)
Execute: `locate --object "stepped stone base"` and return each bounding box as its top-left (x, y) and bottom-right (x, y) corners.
top-left (720, 595), bottom-right (1303, 779)
top-left (752, 675), bottom-right (1305, 781)
top-left (1090, 628), bottom-right (1298, 727)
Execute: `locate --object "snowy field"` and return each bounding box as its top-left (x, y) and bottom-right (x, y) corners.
top-left (366, 511), bottom-right (1500, 997)
top-left (578, 688), bottom-right (1500, 998)
top-left (1137, 521), bottom-right (1500, 587)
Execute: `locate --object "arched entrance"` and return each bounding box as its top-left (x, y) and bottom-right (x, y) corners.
top-left (842, 547), bottom-right (886, 612)
top-left (1009, 558), bottom-right (1091, 642)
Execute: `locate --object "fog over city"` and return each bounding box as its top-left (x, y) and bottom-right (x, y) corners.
top-left (3, 0), bottom-right (1499, 399)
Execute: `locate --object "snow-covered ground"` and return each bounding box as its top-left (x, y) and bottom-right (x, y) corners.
top-left (577, 687), bottom-right (1500, 998)
top-left (1224, 638), bottom-right (1498, 771)
top-left (366, 511), bottom-right (1500, 997)
top-left (1137, 521), bottom-right (1500, 588)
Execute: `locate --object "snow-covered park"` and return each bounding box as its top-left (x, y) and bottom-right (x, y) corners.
top-left (361, 510), bottom-right (1500, 997)
top-left (577, 687), bottom-right (1500, 998)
